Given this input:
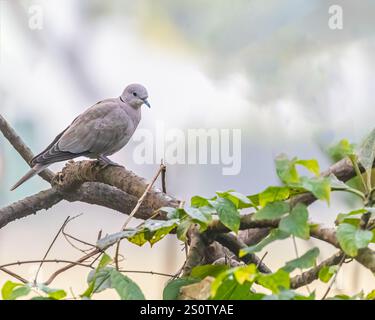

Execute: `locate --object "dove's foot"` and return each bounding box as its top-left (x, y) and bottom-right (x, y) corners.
top-left (97, 155), bottom-right (124, 169)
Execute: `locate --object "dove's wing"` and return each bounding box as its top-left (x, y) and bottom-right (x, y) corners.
top-left (58, 99), bottom-right (129, 155)
top-left (32, 99), bottom-right (129, 165)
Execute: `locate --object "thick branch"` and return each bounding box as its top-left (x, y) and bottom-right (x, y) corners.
top-left (53, 160), bottom-right (179, 213)
top-left (0, 189), bottom-right (63, 229)
top-left (63, 182), bottom-right (154, 220)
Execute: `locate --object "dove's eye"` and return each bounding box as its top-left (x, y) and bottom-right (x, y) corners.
top-left (133, 92), bottom-right (137, 97)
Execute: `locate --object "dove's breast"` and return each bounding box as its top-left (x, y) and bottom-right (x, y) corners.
top-left (104, 105), bottom-right (141, 156)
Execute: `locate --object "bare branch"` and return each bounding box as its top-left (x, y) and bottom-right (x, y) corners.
top-left (52, 160), bottom-right (179, 212)
top-left (0, 189), bottom-right (63, 229)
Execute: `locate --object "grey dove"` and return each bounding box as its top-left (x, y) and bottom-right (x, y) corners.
top-left (11, 83), bottom-right (150, 191)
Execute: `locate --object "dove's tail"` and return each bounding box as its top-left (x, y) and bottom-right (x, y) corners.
top-left (10, 163), bottom-right (49, 191)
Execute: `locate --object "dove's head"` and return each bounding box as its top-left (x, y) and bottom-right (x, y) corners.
top-left (121, 83), bottom-right (150, 109)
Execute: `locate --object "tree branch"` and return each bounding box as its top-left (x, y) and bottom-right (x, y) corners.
top-left (290, 251), bottom-right (345, 289)
top-left (214, 233), bottom-right (272, 274)
top-left (0, 189), bottom-right (63, 229)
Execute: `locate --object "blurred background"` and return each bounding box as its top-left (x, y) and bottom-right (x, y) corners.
top-left (0, 0), bottom-right (374, 299)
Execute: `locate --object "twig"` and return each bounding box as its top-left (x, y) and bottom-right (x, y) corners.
top-left (321, 254), bottom-right (346, 300)
top-left (118, 269), bottom-right (175, 277)
top-left (114, 163), bottom-right (166, 269)
top-left (257, 252), bottom-right (268, 269)
top-left (43, 249), bottom-right (101, 285)
top-left (34, 216), bottom-right (70, 283)
top-left (161, 159), bottom-right (167, 193)
top-left (0, 267), bottom-right (28, 284)
top-left (0, 259), bottom-right (95, 270)
top-left (121, 163), bottom-right (166, 231)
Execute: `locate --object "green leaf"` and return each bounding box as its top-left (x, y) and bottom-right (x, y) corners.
top-left (358, 128), bottom-right (375, 176)
top-left (39, 285), bottom-right (67, 300)
top-left (176, 218), bottom-right (193, 242)
top-left (258, 186), bottom-right (290, 207)
top-left (336, 223), bottom-right (373, 257)
top-left (275, 154), bottom-right (300, 184)
top-left (212, 278), bottom-right (254, 300)
top-left (2, 281), bottom-right (30, 300)
top-left (335, 209), bottom-right (367, 225)
top-left (318, 265), bottom-right (338, 283)
top-left (279, 203), bottom-right (310, 240)
top-left (216, 191), bottom-right (252, 209)
top-left (127, 219), bottom-right (179, 246)
top-left (184, 206), bottom-right (212, 225)
top-left (163, 278), bottom-right (199, 300)
top-left (98, 253), bottom-right (112, 269)
top-left (239, 229), bottom-right (289, 256)
top-left (2, 281), bottom-right (22, 300)
top-left (110, 269), bottom-right (145, 300)
top-left (295, 159), bottom-right (320, 176)
top-left (328, 139), bottom-right (355, 162)
top-left (366, 289), bottom-right (375, 300)
top-left (257, 269), bottom-right (290, 294)
top-left (159, 207), bottom-right (184, 219)
top-left (87, 267), bottom-right (112, 294)
top-left (191, 195), bottom-right (211, 207)
top-left (233, 265), bottom-right (258, 284)
top-left (253, 201), bottom-right (289, 220)
top-left (282, 248), bottom-right (320, 273)
top-left (191, 265), bottom-right (229, 280)
top-left (210, 197), bottom-right (240, 232)
top-left (300, 176), bottom-right (331, 204)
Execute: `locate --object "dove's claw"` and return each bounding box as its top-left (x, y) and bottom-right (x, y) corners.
top-left (98, 155), bottom-right (124, 168)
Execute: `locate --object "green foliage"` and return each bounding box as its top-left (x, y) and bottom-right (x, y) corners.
top-left (110, 269), bottom-right (145, 300)
top-left (1, 281), bottom-right (30, 300)
top-left (300, 176), bottom-right (331, 204)
top-left (258, 186), bottom-right (291, 207)
top-left (282, 247), bottom-right (320, 273)
top-left (318, 266), bottom-right (338, 283)
top-left (358, 128), bottom-right (375, 176)
top-left (279, 203), bottom-right (310, 240)
top-left (274, 154), bottom-right (331, 204)
top-left (163, 278), bottom-right (199, 300)
top-left (82, 253), bottom-right (145, 300)
top-left (209, 197), bottom-right (240, 232)
top-left (216, 191), bottom-right (252, 209)
top-left (257, 269), bottom-right (290, 293)
top-left (328, 139), bottom-right (355, 162)
top-left (2, 147), bottom-right (373, 301)
top-left (191, 265), bottom-right (229, 279)
top-left (335, 209), bottom-right (367, 225)
top-left (336, 223), bottom-right (373, 257)
top-left (253, 201), bottom-right (290, 220)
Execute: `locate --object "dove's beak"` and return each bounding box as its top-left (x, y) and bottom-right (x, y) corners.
top-left (143, 99), bottom-right (151, 108)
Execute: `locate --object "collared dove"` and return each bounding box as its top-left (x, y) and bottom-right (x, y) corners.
top-left (11, 83), bottom-right (150, 191)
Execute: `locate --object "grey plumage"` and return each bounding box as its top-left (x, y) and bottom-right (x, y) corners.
top-left (11, 83), bottom-right (150, 191)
